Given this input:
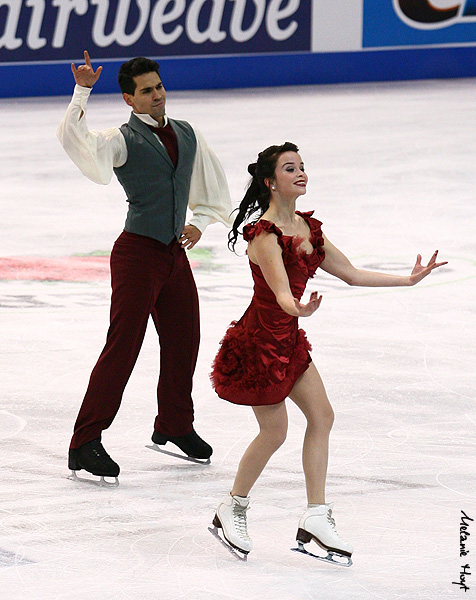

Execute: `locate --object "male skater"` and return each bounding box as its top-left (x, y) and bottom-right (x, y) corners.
top-left (57, 51), bottom-right (232, 481)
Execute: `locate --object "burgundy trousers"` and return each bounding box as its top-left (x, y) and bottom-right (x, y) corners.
top-left (70, 231), bottom-right (200, 449)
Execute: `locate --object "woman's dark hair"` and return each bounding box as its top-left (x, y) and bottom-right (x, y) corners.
top-left (228, 142), bottom-right (299, 251)
top-left (118, 57), bottom-right (161, 94)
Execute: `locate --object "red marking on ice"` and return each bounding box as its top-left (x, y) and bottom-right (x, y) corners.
top-left (0, 256), bottom-right (199, 282)
top-left (0, 256), bottom-right (111, 282)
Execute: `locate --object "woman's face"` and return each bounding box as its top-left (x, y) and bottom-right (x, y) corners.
top-left (271, 151), bottom-right (308, 199)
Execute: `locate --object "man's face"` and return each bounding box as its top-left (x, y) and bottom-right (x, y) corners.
top-left (123, 71), bottom-right (166, 123)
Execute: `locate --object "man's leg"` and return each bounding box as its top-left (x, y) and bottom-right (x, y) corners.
top-left (151, 245), bottom-right (200, 437)
top-left (70, 232), bottom-right (166, 450)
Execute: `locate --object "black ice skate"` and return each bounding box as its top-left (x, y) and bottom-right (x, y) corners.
top-left (147, 429), bottom-right (212, 464)
top-left (68, 438), bottom-right (120, 487)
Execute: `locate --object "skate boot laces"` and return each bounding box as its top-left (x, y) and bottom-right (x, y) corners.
top-left (326, 507), bottom-right (345, 541)
top-left (232, 501), bottom-right (251, 541)
top-left (326, 508), bottom-right (336, 529)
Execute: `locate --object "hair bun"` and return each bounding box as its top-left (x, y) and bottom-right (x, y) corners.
top-left (247, 162), bottom-right (257, 176)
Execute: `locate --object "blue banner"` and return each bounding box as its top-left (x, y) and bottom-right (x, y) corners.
top-left (2, 1), bottom-right (476, 98)
top-left (363, 0), bottom-right (476, 47)
top-left (0, 0), bottom-right (311, 63)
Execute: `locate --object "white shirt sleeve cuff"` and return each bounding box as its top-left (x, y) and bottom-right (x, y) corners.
top-left (188, 214), bottom-right (212, 233)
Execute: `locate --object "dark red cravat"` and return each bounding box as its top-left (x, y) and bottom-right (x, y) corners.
top-left (146, 123), bottom-right (178, 167)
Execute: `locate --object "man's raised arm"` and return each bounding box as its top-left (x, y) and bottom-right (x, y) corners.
top-left (57, 51), bottom-right (126, 185)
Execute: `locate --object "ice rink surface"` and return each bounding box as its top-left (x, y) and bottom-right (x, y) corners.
top-left (0, 77), bottom-right (475, 599)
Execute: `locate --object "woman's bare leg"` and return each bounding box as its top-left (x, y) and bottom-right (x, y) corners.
top-left (231, 401), bottom-right (288, 497)
top-left (288, 362), bottom-right (335, 505)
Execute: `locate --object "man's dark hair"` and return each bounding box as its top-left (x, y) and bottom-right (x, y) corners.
top-left (118, 57), bottom-right (161, 94)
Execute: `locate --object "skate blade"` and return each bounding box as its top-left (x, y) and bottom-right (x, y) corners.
top-left (291, 542), bottom-right (352, 567)
top-left (68, 470), bottom-right (119, 488)
top-left (208, 526), bottom-right (248, 562)
top-left (146, 444), bottom-right (211, 465)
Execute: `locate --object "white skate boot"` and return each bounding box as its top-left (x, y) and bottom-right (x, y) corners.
top-left (209, 494), bottom-right (253, 559)
top-left (292, 502), bottom-right (353, 567)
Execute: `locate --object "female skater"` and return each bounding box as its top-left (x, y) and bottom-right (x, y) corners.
top-left (210, 142), bottom-right (446, 563)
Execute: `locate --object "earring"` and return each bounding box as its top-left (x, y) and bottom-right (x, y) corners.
top-left (271, 185), bottom-right (276, 191)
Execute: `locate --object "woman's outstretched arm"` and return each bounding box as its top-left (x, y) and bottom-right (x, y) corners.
top-left (320, 234), bottom-right (447, 287)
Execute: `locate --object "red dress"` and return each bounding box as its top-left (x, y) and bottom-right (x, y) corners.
top-left (211, 211), bottom-right (325, 406)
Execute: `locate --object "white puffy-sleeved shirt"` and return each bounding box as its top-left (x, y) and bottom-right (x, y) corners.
top-left (57, 85), bottom-right (233, 233)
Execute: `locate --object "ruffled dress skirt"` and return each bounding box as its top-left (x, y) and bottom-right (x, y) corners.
top-left (211, 305), bottom-right (312, 406)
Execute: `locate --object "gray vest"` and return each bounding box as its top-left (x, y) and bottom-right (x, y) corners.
top-left (113, 114), bottom-right (197, 244)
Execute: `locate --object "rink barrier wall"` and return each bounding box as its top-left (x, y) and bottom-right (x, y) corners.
top-left (2, 46), bottom-right (476, 99)
top-left (2, 0), bottom-right (476, 98)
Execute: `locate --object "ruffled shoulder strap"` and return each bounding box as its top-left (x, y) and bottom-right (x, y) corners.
top-left (296, 210), bottom-right (320, 227)
top-left (296, 211), bottom-right (324, 254)
top-left (297, 210), bottom-right (323, 234)
top-left (243, 219), bottom-right (283, 243)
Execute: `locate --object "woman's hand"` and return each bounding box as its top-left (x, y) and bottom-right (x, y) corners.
top-left (409, 251), bottom-right (448, 285)
top-left (293, 291), bottom-right (323, 317)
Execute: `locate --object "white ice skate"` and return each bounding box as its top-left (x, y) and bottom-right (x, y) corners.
top-left (292, 502), bottom-right (353, 567)
top-left (209, 494), bottom-right (252, 560)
